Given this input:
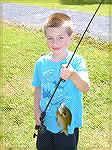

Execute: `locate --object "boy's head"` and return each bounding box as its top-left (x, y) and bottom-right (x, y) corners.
top-left (44, 13), bottom-right (73, 36)
top-left (43, 13), bottom-right (74, 52)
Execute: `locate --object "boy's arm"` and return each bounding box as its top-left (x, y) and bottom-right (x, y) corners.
top-left (34, 87), bottom-right (41, 126)
top-left (60, 64), bottom-right (90, 93)
top-left (69, 70), bottom-right (90, 93)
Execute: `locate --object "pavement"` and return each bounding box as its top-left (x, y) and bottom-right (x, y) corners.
top-left (1, 2), bottom-right (111, 42)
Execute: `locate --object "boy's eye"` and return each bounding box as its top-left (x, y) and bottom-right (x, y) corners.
top-left (47, 37), bottom-right (53, 40)
top-left (47, 37), bottom-right (52, 40)
top-left (59, 37), bottom-right (64, 40)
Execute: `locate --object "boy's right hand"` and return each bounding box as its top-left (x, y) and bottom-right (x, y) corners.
top-left (35, 110), bottom-right (41, 126)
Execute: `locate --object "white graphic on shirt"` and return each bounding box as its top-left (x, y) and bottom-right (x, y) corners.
top-left (41, 69), bottom-right (71, 110)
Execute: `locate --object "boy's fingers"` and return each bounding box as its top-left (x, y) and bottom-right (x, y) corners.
top-left (62, 64), bottom-right (68, 68)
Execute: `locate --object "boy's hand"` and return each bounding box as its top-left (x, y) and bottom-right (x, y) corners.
top-left (35, 110), bottom-right (41, 126)
top-left (60, 64), bottom-right (90, 93)
top-left (60, 64), bottom-right (76, 81)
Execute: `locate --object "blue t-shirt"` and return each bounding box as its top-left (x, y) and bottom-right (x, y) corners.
top-left (32, 51), bottom-right (88, 134)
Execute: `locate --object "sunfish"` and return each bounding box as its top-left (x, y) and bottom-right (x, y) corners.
top-left (56, 103), bottom-right (72, 135)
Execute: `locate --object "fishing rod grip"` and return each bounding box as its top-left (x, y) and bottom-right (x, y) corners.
top-left (33, 112), bottom-right (47, 138)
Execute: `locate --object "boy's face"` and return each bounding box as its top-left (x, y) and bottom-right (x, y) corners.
top-left (45, 26), bottom-right (72, 53)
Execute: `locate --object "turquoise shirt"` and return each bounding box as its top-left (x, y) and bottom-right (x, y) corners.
top-left (32, 51), bottom-right (88, 134)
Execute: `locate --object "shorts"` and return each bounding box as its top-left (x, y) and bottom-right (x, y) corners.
top-left (36, 128), bottom-right (79, 150)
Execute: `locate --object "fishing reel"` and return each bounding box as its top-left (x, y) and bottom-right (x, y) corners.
top-left (33, 111), bottom-right (47, 138)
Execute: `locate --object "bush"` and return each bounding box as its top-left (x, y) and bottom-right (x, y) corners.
top-left (60, 0), bottom-right (112, 5)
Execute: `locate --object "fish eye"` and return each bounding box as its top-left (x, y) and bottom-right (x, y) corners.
top-left (63, 112), bottom-right (66, 116)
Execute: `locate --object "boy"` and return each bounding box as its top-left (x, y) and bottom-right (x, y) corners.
top-left (32, 13), bottom-right (90, 150)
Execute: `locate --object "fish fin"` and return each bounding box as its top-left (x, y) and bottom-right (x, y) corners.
top-left (69, 121), bottom-right (72, 126)
top-left (63, 130), bottom-right (68, 135)
top-left (61, 130), bottom-right (67, 135)
top-left (63, 126), bottom-right (68, 135)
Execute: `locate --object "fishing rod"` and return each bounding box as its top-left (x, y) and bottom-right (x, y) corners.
top-left (33, 0), bottom-right (104, 137)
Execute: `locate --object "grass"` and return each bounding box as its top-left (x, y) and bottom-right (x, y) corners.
top-left (1, 0), bottom-right (111, 16)
top-left (1, 21), bottom-right (111, 150)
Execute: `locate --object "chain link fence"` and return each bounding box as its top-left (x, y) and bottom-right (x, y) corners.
top-left (1, 1), bottom-right (111, 150)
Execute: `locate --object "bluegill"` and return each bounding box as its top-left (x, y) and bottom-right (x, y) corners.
top-left (56, 103), bottom-right (72, 135)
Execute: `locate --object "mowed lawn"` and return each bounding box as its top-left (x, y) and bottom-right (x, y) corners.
top-left (1, 20), bottom-right (110, 150)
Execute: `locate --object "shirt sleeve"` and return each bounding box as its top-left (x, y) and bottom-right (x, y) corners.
top-left (32, 60), bottom-right (41, 87)
top-left (75, 57), bottom-right (87, 73)
top-left (74, 56), bottom-right (90, 83)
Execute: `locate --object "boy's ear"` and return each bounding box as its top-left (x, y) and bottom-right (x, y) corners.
top-left (72, 32), bottom-right (76, 38)
top-left (70, 33), bottom-right (74, 41)
top-left (72, 32), bottom-right (75, 37)
top-left (70, 32), bottom-right (76, 41)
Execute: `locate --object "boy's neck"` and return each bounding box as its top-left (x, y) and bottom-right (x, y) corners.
top-left (51, 49), bottom-right (69, 62)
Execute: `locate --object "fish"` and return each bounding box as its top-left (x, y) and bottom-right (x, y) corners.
top-left (56, 103), bottom-right (72, 135)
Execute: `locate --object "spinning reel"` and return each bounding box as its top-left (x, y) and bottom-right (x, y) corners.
top-left (33, 111), bottom-right (47, 138)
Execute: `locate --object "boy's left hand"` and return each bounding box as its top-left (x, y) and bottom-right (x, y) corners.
top-left (60, 64), bottom-right (76, 80)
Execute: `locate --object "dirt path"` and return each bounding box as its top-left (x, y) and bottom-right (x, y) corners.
top-left (1, 2), bottom-right (111, 42)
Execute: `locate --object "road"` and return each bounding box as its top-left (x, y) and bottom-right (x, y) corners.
top-left (1, 2), bottom-right (111, 42)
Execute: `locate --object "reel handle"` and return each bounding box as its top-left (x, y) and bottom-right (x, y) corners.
top-left (33, 124), bottom-right (47, 138)
top-left (33, 111), bottom-right (47, 138)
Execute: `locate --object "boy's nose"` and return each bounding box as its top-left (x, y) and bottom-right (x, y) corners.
top-left (53, 39), bottom-right (59, 45)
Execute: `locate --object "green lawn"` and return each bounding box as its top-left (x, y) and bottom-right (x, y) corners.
top-left (1, 22), bottom-right (110, 150)
top-left (1, 0), bottom-right (111, 16)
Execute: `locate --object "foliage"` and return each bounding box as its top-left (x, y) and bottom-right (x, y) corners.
top-left (60, 0), bottom-right (112, 4)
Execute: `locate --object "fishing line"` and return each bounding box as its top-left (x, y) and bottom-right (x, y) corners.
top-left (44, 0), bottom-right (104, 113)
top-left (33, 0), bottom-right (104, 137)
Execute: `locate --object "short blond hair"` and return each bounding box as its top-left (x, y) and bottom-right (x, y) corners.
top-left (44, 13), bottom-right (73, 36)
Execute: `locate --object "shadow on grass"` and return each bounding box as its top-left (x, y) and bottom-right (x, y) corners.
top-left (60, 0), bottom-right (112, 5)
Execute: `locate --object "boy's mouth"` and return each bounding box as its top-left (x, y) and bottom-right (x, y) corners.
top-left (52, 47), bottom-right (62, 51)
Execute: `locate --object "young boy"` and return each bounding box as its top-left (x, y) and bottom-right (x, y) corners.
top-left (32, 13), bottom-right (90, 150)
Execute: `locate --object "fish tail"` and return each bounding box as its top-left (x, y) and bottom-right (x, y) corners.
top-left (63, 127), bottom-right (68, 135)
